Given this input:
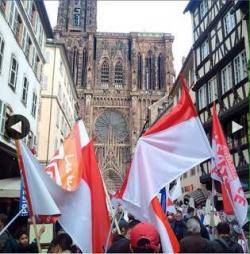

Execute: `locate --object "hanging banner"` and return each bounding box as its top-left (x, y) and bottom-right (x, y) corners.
top-left (19, 179), bottom-right (29, 216)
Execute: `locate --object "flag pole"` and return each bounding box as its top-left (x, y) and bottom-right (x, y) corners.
top-left (101, 176), bottom-right (121, 235)
top-left (0, 208), bottom-right (25, 237)
top-left (15, 140), bottom-right (42, 253)
top-left (104, 208), bottom-right (124, 253)
top-left (211, 180), bottom-right (216, 239)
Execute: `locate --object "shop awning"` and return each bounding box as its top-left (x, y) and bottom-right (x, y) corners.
top-left (0, 178), bottom-right (20, 198)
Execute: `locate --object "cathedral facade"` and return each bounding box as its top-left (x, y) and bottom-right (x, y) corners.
top-left (54, 0), bottom-right (175, 192)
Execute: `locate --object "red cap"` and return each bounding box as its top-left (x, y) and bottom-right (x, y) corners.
top-left (130, 222), bottom-right (160, 250)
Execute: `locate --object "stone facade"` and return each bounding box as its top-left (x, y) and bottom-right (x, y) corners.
top-left (54, 0), bottom-right (175, 192)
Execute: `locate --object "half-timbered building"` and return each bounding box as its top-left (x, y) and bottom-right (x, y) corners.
top-left (184, 0), bottom-right (249, 204)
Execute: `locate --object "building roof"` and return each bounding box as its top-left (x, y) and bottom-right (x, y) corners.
top-left (35, 0), bottom-right (53, 39)
top-left (95, 32), bottom-right (174, 41)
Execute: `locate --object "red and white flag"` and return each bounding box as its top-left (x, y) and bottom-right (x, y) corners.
top-left (17, 141), bottom-right (60, 222)
top-left (45, 120), bottom-right (110, 252)
top-left (18, 120), bottom-right (110, 253)
top-left (117, 76), bottom-right (212, 253)
top-left (210, 104), bottom-right (248, 227)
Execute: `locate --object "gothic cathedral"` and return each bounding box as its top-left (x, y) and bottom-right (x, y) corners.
top-left (54, 0), bottom-right (175, 193)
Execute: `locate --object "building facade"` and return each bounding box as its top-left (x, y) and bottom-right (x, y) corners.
top-left (0, 0), bottom-right (52, 180)
top-left (54, 0), bottom-right (175, 192)
top-left (184, 0), bottom-right (249, 203)
top-left (37, 40), bottom-right (78, 166)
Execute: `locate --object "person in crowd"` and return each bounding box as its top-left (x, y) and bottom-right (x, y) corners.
top-left (107, 217), bottom-right (140, 253)
top-left (180, 218), bottom-right (211, 253)
top-left (112, 220), bottom-right (130, 242)
top-left (130, 222), bottom-right (161, 253)
top-left (210, 222), bottom-right (243, 253)
top-left (184, 207), bottom-right (210, 239)
top-left (167, 212), bottom-right (175, 223)
top-left (0, 213), bottom-right (12, 252)
top-left (3, 225), bottom-right (45, 253)
top-left (48, 233), bottom-right (73, 253)
top-left (107, 237), bottom-right (131, 253)
top-left (170, 210), bottom-right (187, 241)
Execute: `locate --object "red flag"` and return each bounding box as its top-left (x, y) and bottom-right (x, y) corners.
top-left (221, 183), bottom-right (234, 215)
top-left (211, 104), bottom-right (248, 226)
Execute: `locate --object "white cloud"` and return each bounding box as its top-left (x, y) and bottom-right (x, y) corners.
top-left (44, 0), bottom-right (193, 75)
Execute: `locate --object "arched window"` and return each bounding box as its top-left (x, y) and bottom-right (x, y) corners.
top-left (158, 53), bottom-right (165, 90)
top-left (72, 47), bottom-right (78, 85)
top-left (82, 48), bottom-right (88, 87)
top-left (145, 50), bottom-right (155, 90)
top-left (101, 59), bottom-right (109, 85)
top-left (137, 53), bottom-right (142, 89)
top-left (114, 61), bottom-right (123, 86)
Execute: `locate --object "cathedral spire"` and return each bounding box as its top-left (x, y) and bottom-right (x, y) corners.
top-left (55, 0), bottom-right (97, 34)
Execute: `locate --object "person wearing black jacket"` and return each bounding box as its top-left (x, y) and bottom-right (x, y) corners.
top-left (210, 222), bottom-right (243, 253)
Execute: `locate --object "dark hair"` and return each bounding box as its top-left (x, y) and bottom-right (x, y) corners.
top-left (128, 219), bottom-right (140, 229)
top-left (132, 238), bottom-right (155, 253)
top-left (119, 220), bottom-right (129, 231)
top-left (128, 213), bottom-right (135, 221)
top-left (107, 238), bottom-right (131, 253)
top-left (48, 233), bottom-right (73, 252)
top-left (187, 207), bottom-right (195, 214)
top-left (16, 230), bottom-right (28, 240)
top-left (217, 222), bottom-right (230, 235)
top-left (0, 213), bottom-right (7, 225)
top-left (176, 210), bottom-right (182, 214)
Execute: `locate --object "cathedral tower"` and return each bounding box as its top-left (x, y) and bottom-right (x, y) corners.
top-left (55, 0), bottom-right (97, 34)
top-left (54, 1), bottom-right (175, 192)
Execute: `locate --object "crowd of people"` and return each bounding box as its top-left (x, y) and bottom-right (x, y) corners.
top-left (107, 205), bottom-right (248, 253)
top-left (0, 203), bottom-right (248, 253)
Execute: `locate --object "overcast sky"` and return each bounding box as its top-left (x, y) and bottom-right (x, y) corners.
top-left (44, 1), bottom-right (193, 75)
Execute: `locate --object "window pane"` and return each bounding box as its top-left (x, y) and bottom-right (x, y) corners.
top-left (101, 60), bottom-right (109, 85)
top-left (114, 61), bottom-right (123, 86)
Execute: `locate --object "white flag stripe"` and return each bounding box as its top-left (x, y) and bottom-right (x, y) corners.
top-left (20, 142), bottom-right (60, 216)
top-left (123, 117), bottom-right (212, 208)
top-left (54, 180), bottom-right (92, 252)
top-left (78, 120), bottom-right (90, 147)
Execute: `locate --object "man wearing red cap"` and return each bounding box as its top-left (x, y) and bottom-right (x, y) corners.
top-left (130, 222), bottom-right (161, 253)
